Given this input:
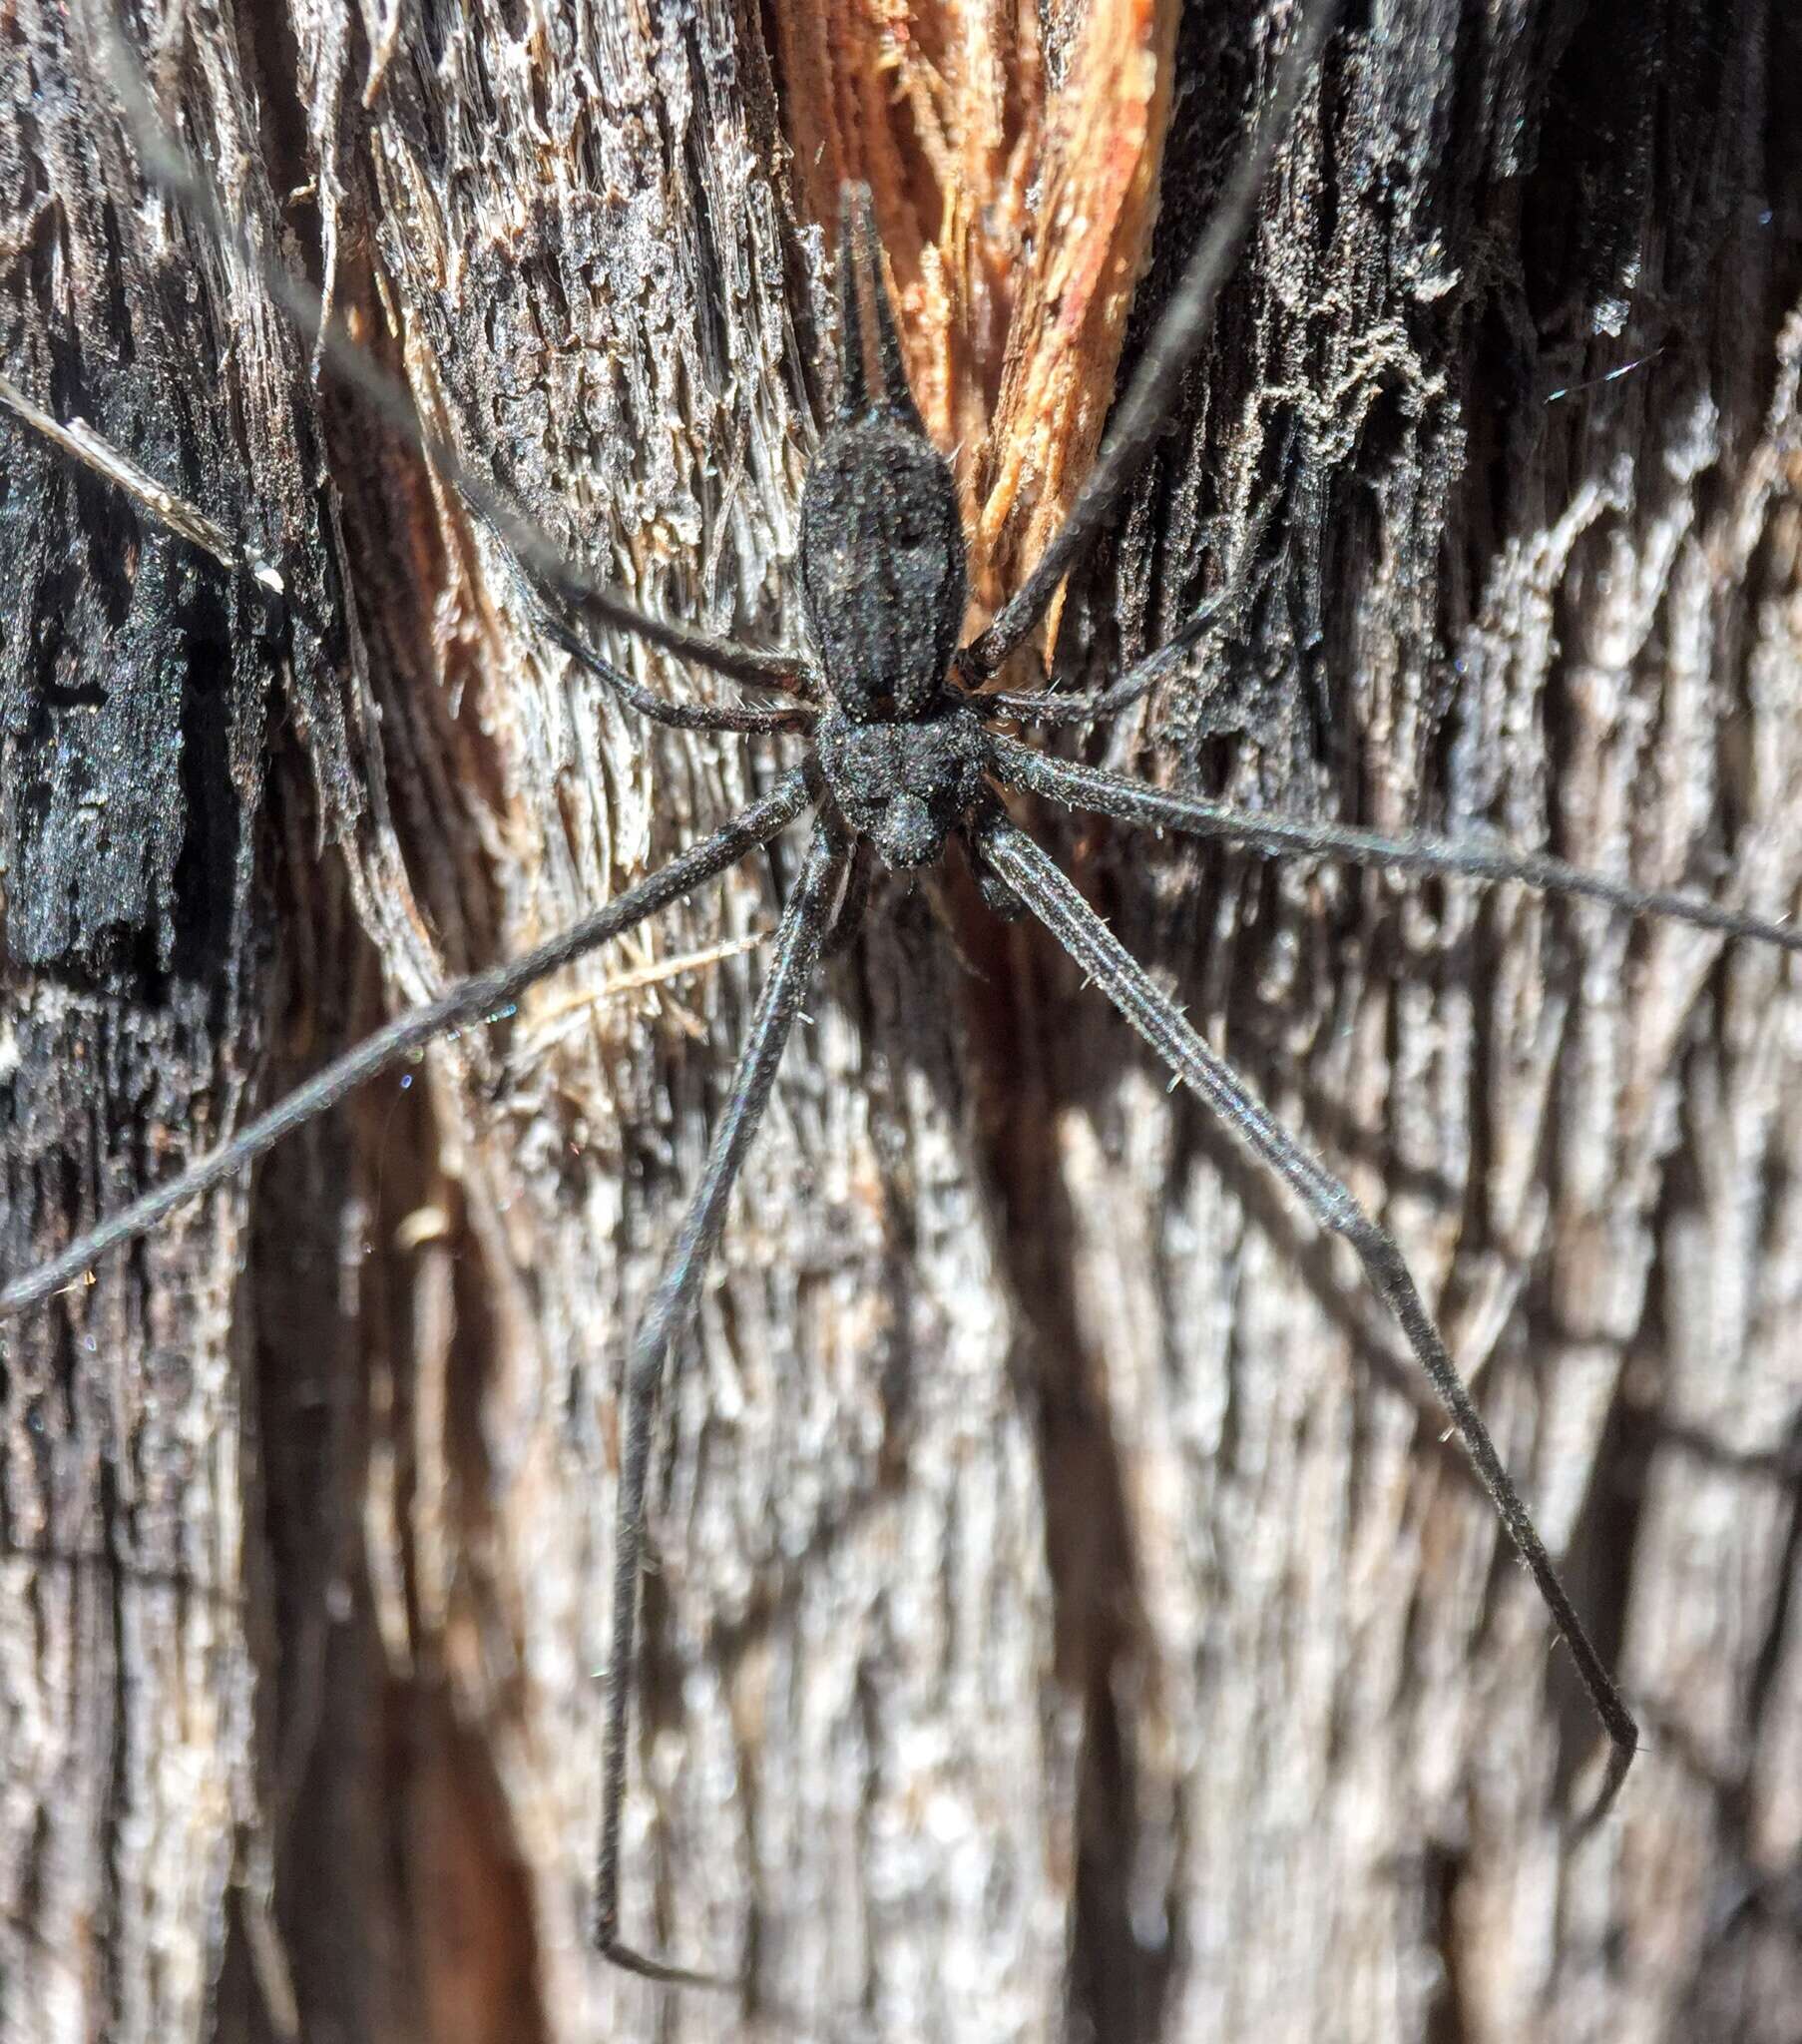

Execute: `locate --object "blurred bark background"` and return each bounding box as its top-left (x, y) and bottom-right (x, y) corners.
top-left (3, 1), bottom-right (1801, 2040)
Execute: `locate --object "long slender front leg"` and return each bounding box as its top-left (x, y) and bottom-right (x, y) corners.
top-left (0, 772), bottom-right (817, 1319)
top-left (991, 736), bottom-right (1802, 951)
top-left (596, 816), bottom-right (847, 1985)
top-left (975, 813), bottom-right (1638, 1825)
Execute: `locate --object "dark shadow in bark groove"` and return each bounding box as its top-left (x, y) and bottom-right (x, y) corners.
top-left (954, 906), bottom-right (1172, 2044)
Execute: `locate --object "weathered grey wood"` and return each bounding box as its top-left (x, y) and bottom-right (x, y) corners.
top-left (3, 2), bottom-right (1800, 2041)
top-left (0, 0), bottom-right (382, 2035)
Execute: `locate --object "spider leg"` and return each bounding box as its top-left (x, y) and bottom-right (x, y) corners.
top-left (0, 771), bottom-right (815, 1321)
top-left (963, 0), bottom-right (1342, 680)
top-left (974, 812), bottom-right (1638, 1825)
top-left (86, 12), bottom-right (818, 702)
top-left (1, 368), bottom-right (818, 735)
top-left (977, 591), bottom-right (1227, 727)
top-left (537, 605), bottom-right (819, 737)
top-left (831, 186), bottom-right (872, 421)
top-left (0, 372), bottom-right (285, 592)
top-left (595, 814), bottom-right (847, 1986)
top-left (992, 737), bottom-right (1802, 952)
top-left (977, 467), bottom-right (1285, 726)
top-left (833, 184), bottom-right (929, 433)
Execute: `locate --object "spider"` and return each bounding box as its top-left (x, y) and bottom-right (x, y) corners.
top-left (5, 0), bottom-right (1800, 2006)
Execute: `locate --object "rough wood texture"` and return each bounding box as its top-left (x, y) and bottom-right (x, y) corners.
top-left (0, 0), bottom-right (377, 2035)
top-left (3, 2), bottom-right (1800, 2041)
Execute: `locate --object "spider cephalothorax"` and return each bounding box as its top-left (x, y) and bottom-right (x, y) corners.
top-left (813, 699), bottom-right (990, 868)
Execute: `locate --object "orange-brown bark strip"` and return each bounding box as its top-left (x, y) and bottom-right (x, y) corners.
top-left (776, 0), bottom-right (1177, 638)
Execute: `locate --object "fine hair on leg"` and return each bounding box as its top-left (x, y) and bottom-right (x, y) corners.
top-left (594, 815), bottom-right (848, 1986)
top-left (534, 603), bottom-right (821, 737)
top-left (990, 737), bottom-right (1802, 951)
top-left (0, 771), bottom-right (816, 1319)
top-left (974, 812), bottom-right (1638, 1823)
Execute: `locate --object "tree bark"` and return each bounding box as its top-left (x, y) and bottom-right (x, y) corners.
top-left (3, 3), bottom-right (1800, 2042)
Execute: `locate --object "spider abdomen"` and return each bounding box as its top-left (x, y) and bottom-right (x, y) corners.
top-left (798, 416), bottom-right (968, 723)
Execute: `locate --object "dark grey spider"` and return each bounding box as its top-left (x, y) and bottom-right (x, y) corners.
top-left (5, 0), bottom-right (1801, 1995)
